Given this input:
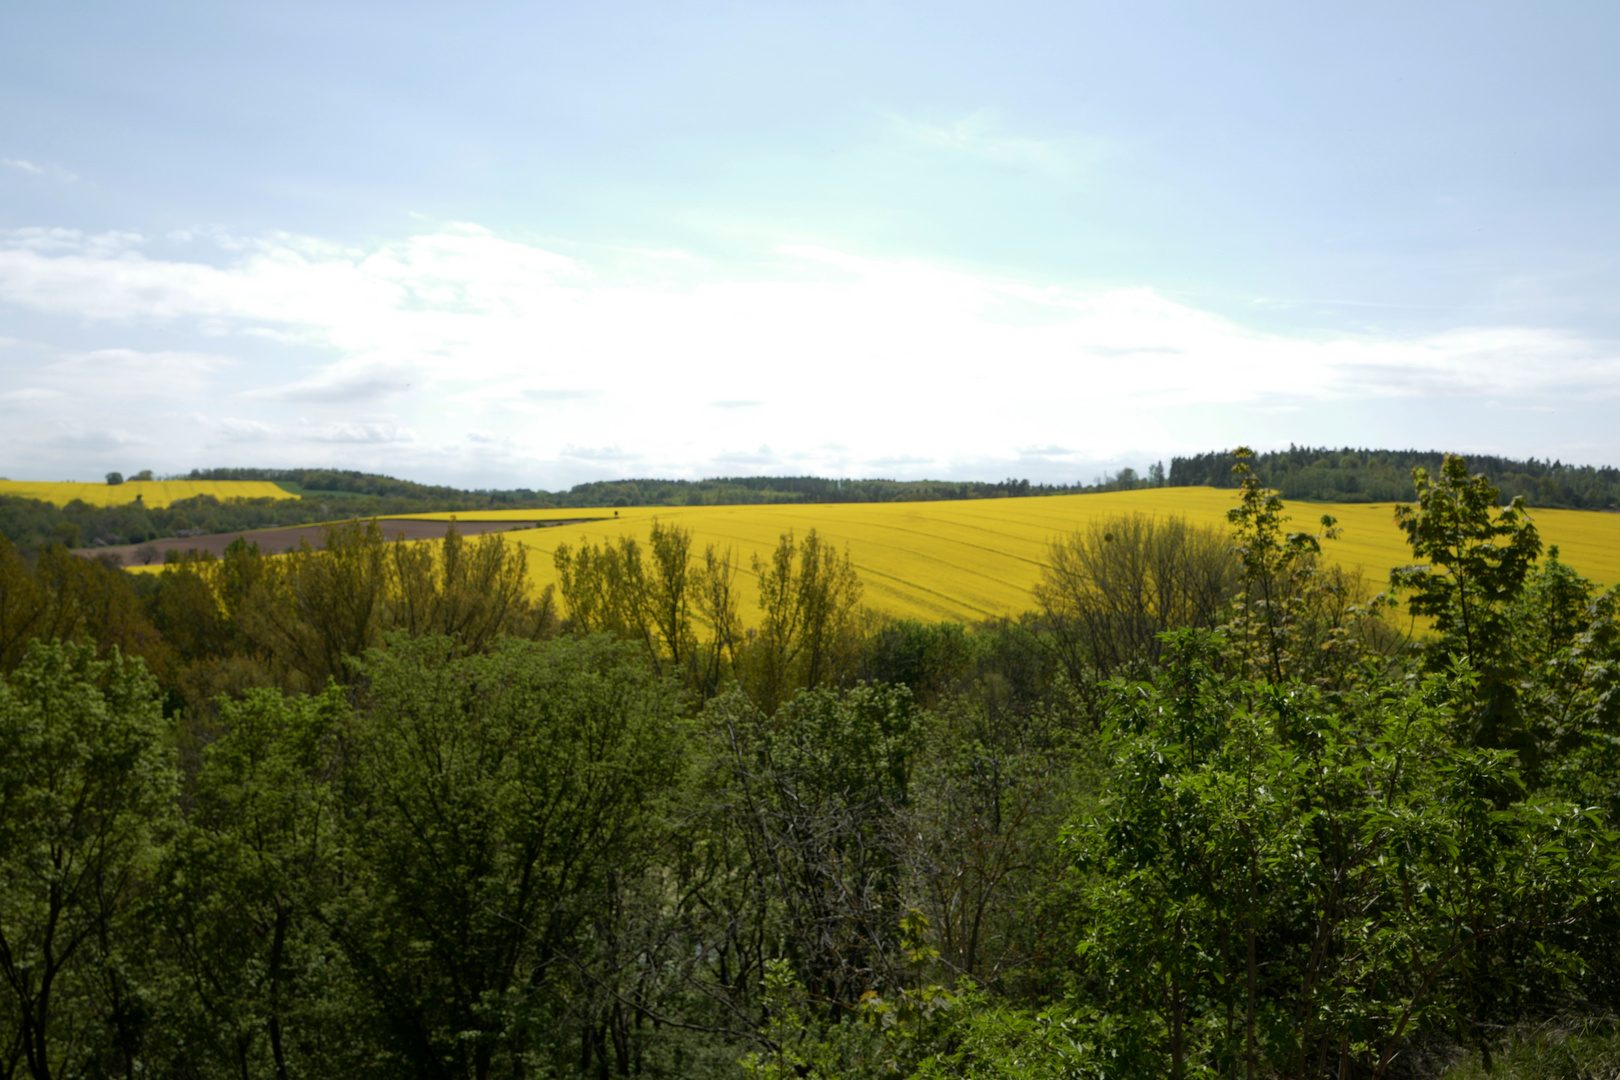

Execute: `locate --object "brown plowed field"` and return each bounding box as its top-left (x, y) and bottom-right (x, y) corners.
top-left (75, 518), bottom-right (604, 567)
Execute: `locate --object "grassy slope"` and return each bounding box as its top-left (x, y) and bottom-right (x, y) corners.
top-left (0, 479), bottom-right (294, 509)
top-left (399, 489), bottom-right (1620, 625)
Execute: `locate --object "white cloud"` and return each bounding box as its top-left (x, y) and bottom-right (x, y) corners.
top-left (0, 221), bottom-right (1617, 484)
top-left (520, 388), bottom-right (600, 403)
top-left (896, 110), bottom-right (1068, 167)
top-left (210, 417), bottom-right (281, 442)
top-left (0, 387), bottom-right (60, 403)
top-left (299, 420), bottom-right (418, 444)
top-left (2, 160), bottom-right (79, 183)
top-left (247, 364), bottom-right (419, 405)
top-left (561, 444), bottom-right (642, 463)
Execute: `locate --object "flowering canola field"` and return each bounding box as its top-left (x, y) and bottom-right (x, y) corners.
top-left (408, 489), bottom-right (1620, 626)
top-left (0, 479), bottom-right (293, 509)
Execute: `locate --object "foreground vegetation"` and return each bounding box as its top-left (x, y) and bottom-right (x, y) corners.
top-left (2, 451), bottom-right (1619, 1079)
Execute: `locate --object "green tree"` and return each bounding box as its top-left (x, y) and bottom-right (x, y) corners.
top-left (151, 686), bottom-right (349, 1080)
top-left (1393, 454), bottom-right (1542, 666)
top-left (322, 633), bottom-right (685, 1079)
top-left (237, 520), bottom-right (390, 689)
top-left (745, 529), bottom-right (863, 710)
top-left (1069, 631), bottom-right (1611, 1080)
top-left (385, 519), bottom-right (556, 650)
top-left (1227, 447), bottom-right (1393, 686)
top-left (691, 540), bottom-right (745, 698)
top-left (553, 533), bottom-right (648, 643)
top-left (0, 535), bottom-right (49, 672)
top-left (0, 538), bottom-right (166, 677)
top-left (702, 683), bottom-right (921, 1010)
top-left (0, 641), bottom-right (175, 1080)
top-left (235, 520), bottom-right (550, 691)
top-left (553, 520), bottom-right (712, 688)
top-left (1033, 511), bottom-right (1235, 686)
top-left (1392, 454), bottom-right (1542, 749)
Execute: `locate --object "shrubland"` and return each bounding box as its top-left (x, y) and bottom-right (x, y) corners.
top-left (1, 450), bottom-right (1618, 1079)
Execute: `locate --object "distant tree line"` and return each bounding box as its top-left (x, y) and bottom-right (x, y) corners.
top-left (552, 475), bottom-right (1092, 508)
top-left (185, 467), bottom-right (1156, 509)
top-left (0, 472), bottom-right (1147, 552)
top-left (0, 490), bottom-right (550, 553)
top-left (182, 466), bottom-right (552, 504)
top-left (9, 446), bottom-right (1619, 559)
top-left (1171, 445), bottom-right (1620, 509)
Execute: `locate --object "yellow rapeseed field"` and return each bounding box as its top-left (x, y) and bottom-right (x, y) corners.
top-left (405, 489), bottom-right (1620, 626)
top-left (0, 479), bottom-right (294, 509)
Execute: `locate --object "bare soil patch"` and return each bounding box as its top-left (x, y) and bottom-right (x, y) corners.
top-left (76, 517), bottom-right (604, 567)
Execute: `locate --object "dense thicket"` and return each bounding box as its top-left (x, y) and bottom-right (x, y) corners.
top-left (1171, 445), bottom-right (1620, 509)
top-left (2, 452), bottom-right (1619, 1079)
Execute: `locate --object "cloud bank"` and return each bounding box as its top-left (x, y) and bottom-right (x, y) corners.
top-left (0, 222), bottom-right (1615, 487)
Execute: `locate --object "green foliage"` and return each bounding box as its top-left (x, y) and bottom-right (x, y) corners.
top-left (327, 633), bottom-right (687, 1079)
top-left (555, 475), bottom-right (1094, 509)
top-left (0, 640), bottom-right (175, 1079)
top-left (741, 945), bottom-right (974, 1080)
top-left (1392, 454), bottom-right (1545, 752)
top-left (4, 446), bottom-right (1620, 1079)
top-left (1509, 551), bottom-right (1620, 807)
top-left (1393, 454), bottom-right (1543, 665)
top-left (1440, 1020), bottom-right (1620, 1080)
top-left (556, 524), bottom-right (864, 710)
top-left (221, 519), bottom-right (553, 691)
top-left (150, 685), bottom-right (352, 1078)
top-left (1068, 630), bottom-right (1614, 1080)
top-left (703, 683), bottom-right (922, 1007)
top-left (1228, 445), bottom-right (1340, 681)
top-left (554, 519), bottom-right (737, 696)
top-left (744, 528), bottom-right (864, 710)
top-left (1033, 511), bottom-right (1236, 693)
top-left (1226, 446), bottom-right (1397, 687)
top-left (858, 620), bottom-right (977, 708)
top-left (913, 1004), bottom-right (1120, 1080)
top-left (0, 535), bottom-right (166, 676)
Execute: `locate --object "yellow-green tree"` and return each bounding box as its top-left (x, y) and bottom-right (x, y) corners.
top-left (744, 528), bottom-right (863, 710)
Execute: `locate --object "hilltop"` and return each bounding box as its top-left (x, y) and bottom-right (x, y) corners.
top-left (1169, 445), bottom-right (1620, 509)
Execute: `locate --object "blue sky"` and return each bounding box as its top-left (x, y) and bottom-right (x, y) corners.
top-left (2, 1), bottom-right (1617, 488)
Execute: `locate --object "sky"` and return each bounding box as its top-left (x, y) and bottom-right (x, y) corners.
top-left (2, 1), bottom-right (1618, 490)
